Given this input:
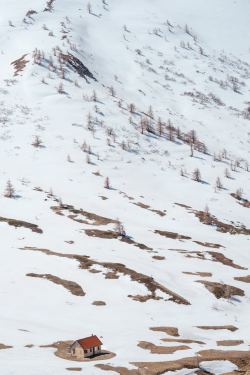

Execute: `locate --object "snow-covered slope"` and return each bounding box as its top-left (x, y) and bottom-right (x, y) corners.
top-left (0, 1), bottom-right (250, 375)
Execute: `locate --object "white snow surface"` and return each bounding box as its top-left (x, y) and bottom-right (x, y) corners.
top-left (0, 1), bottom-right (250, 374)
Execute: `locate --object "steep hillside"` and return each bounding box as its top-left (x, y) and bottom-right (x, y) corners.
top-left (0, 1), bottom-right (250, 375)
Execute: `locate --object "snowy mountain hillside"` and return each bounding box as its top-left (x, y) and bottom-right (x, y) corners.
top-left (0, 1), bottom-right (250, 375)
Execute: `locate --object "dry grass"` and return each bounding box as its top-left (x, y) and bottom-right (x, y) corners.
top-left (0, 343), bottom-right (12, 350)
top-left (21, 247), bottom-right (190, 305)
top-left (217, 340), bottom-right (244, 346)
top-left (26, 273), bottom-right (85, 296)
top-left (196, 280), bottom-right (244, 299)
top-left (0, 216), bottom-right (42, 233)
top-left (234, 275), bottom-right (250, 283)
top-left (138, 341), bottom-right (190, 354)
top-left (196, 325), bottom-right (238, 332)
top-left (97, 350), bottom-right (250, 375)
top-left (150, 326), bottom-right (179, 337)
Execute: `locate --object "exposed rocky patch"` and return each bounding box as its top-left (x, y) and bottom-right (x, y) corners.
top-left (217, 340), bottom-right (244, 346)
top-left (26, 273), bottom-right (85, 296)
top-left (133, 202), bottom-right (166, 217)
top-left (0, 216), bottom-right (42, 233)
top-left (196, 280), bottom-right (245, 299)
top-left (138, 341), bottom-right (190, 354)
top-left (51, 203), bottom-right (117, 226)
top-left (196, 325), bottom-right (238, 332)
top-left (0, 343), bottom-right (12, 350)
top-left (96, 350), bottom-right (250, 375)
top-left (21, 247), bottom-right (190, 305)
top-left (154, 230), bottom-right (191, 240)
top-left (234, 275), bottom-right (250, 283)
top-left (150, 326), bottom-right (179, 337)
top-left (85, 229), bottom-right (152, 251)
top-left (92, 300), bottom-right (106, 306)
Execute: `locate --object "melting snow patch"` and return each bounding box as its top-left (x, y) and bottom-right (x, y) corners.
top-left (200, 360), bottom-right (238, 374)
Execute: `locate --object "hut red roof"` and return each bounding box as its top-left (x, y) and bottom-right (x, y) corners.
top-left (77, 335), bottom-right (102, 349)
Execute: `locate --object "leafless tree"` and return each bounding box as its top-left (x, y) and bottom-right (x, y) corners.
top-left (104, 177), bottom-right (110, 189)
top-left (115, 219), bottom-right (126, 237)
top-left (216, 177), bottom-right (223, 190)
top-left (4, 180), bottom-right (15, 198)
top-left (128, 103), bottom-right (136, 114)
top-left (32, 135), bottom-right (43, 148)
top-left (235, 188), bottom-right (243, 200)
top-left (224, 168), bottom-right (231, 179)
top-left (87, 2), bottom-right (92, 14)
top-left (193, 168), bottom-right (201, 182)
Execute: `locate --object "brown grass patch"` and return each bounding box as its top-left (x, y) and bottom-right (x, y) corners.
top-left (138, 341), bottom-right (190, 354)
top-left (85, 229), bottom-right (152, 251)
top-left (196, 280), bottom-right (245, 299)
top-left (150, 326), bottom-right (179, 337)
top-left (21, 247), bottom-right (190, 305)
top-left (197, 325), bottom-right (238, 332)
top-left (155, 230), bottom-right (191, 240)
top-left (51, 203), bottom-right (116, 226)
top-left (193, 241), bottom-right (223, 249)
top-left (161, 338), bottom-right (205, 345)
top-left (217, 340), bottom-right (244, 346)
top-left (234, 275), bottom-right (250, 283)
top-left (176, 249), bottom-right (246, 270)
top-left (26, 273), bottom-right (85, 296)
top-left (92, 300), bottom-right (106, 306)
top-left (97, 350), bottom-right (250, 375)
top-left (0, 343), bottom-right (12, 350)
top-left (0, 216), bottom-right (42, 233)
top-left (133, 202), bottom-right (166, 217)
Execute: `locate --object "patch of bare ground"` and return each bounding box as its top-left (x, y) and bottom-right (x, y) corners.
top-left (85, 229), bottom-right (152, 251)
top-left (234, 275), bottom-right (250, 283)
top-left (138, 341), bottom-right (190, 354)
top-left (92, 301), bottom-right (106, 306)
top-left (41, 341), bottom-right (115, 362)
top-left (176, 249), bottom-right (246, 270)
top-left (96, 351), bottom-right (250, 375)
top-left (0, 344), bottom-right (12, 350)
top-left (231, 193), bottom-right (250, 208)
top-left (193, 241), bottom-right (223, 249)
top-left (21, 247), bottom-right (190, 305)
top-left (155, 230), bottom-right (191, 240)
top-left (191, 207), bottom-right (250, 235)
top-left (0, 216), bottom-right (42, 233)
top-left (11, 54), bottom-right (29, 76)
top-left (183, 272), bottom-right (212, 277)
top-left (208, 251), bottom-right (247, 270)
top-left (161, 338), bottom-right (205, 345)
top-left (196, 325), bottom-right (238, 332)
top-left (26, 273), bottom-right (85, 296)
top-left (150, 326), bottom-right (179, 337)
top-left (152, 256), bottom-right (165, 260)
top-left (196, 280), bottom-right (245, 299)
top-left (217, 340), bottom-right (244, 347)
top-left (51, 203), bottom-right (117, 226)
top-left (133, 202), bottom-right (166, 217)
